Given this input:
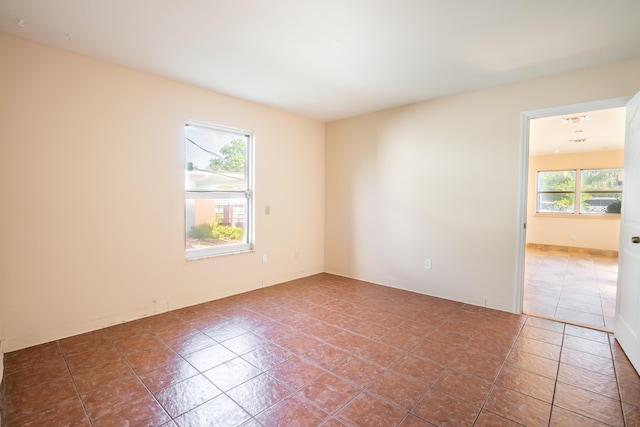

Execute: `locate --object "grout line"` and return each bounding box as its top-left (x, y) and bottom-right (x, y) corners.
top-left (56, 340), bottom-right (94, 427)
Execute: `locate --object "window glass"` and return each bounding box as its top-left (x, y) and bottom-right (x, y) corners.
top-left (579, 168), bottom-right (623, 214)
top-left (185, 123), bottom-right (252, 259)
top-left (536, 168), bottom-right (622, 215)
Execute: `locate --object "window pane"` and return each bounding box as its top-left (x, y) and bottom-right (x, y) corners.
top-left (185, 196), bottom-right (247, 251)
top-left (580, 193), bottom-right (622, 214)
top-left (537, 170), bottom-right (576, 192)
top-left (580, 168), bottom-right (623, 192)
top-left (537, 193), bottom-right (575, 213)
top-left (185, 124), bottom-right (247, 191)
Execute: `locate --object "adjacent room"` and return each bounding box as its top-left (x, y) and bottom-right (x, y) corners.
top-left (524, 107), bottom-right (625, 331)
top-left (1, 1), bottom-right (640, 426)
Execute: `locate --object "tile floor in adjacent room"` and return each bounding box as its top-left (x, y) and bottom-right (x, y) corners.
top-left (524, 246), bottom-right (619, 331)
top-left (1, 273), bottom-right (639, 426)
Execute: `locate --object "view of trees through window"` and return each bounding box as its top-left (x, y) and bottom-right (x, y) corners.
top-left (537, 168), bottom-right (623, 214)
top-left (185, 123), bottom-right (252, 259)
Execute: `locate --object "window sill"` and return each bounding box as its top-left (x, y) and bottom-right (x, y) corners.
top-left (533, 213), bottom-right (621, 219)
top-left (186, 245), bottom-right (254, 261)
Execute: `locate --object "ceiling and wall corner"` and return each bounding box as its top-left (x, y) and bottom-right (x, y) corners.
top-left (0, 0), bottom-right (638, 122)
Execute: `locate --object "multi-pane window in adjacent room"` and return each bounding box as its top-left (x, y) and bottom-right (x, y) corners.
top-left (536, 168), bottom-right (623, 214)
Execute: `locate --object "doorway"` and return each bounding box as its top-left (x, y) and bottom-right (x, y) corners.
top-left (518, 98), bottom-right (630, 331)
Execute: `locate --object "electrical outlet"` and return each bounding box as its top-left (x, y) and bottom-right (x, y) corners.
top-left (262, 254), bottom-right (268, 263)
top-left (569, 234), bottom-right (577, 240)
top-left (424, 259), bottom-right (432, 270)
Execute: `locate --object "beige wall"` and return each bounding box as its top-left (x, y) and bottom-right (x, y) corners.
top-left (527, 150), bottom-right (623, 251)
top-left (0, 33), bottom-right (326, 352)
top-left (325, 57), bottom-right (639, 312)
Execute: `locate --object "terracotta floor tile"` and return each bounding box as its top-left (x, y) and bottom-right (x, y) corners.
top-left (560, 347), bottom-right (615, 376)
top-left (336, 392), bottom-right (406, 427)
top-left (267, 356), bottom-right (325, 390)
top-left (549, 406), bottom-right (610, 427)
top-left (163, 331), bottom-right (217, 356)
top-left (449, 350), bottom-right (505, 382)
top-left (302, 322), bottom-right (343, 341)
top-left (124, 345), bottom-right (183, 374)
top-left (302, 342), bottom-right (350, 370)
top-left (563, 324), bottom-right (610, 344)
top-left (59, 330), bottom-right (113, 357)
top-left (496, 364), bottom-right (555, 403)
top-left (203, 357), bottom-right (261, 391)
top-left (520, 325), bottom-right (564, 346)
top-left (485, 385), bottom-right (551, 427)
top-left (397, 414), bottom-right (437, 426)
top-left (112, 331), bottom-right (166, 356)
top-left (174, 393), bottom-right (251, 427)
top-left (80, 375), bottom-right (151, 420)
top-left (622, 403), bottom-right (640, 426)
top-left (434, 368), bottom-right (492, 407)
top-left (411, 388), bottom-right (480, 427)
top-left (473, 410), bottom-right (523, 426)
top-left (227, 373), bottom-right (291, 416)
top-left (5, 396), bottom-right (90, 427)
top-left (3, 273), bottom-right (638, 426)
top-left (256, 394), bottom-right (327, 426)
top-left (138, 358), bottom-right (199, 393)
top-left (367, 369), bottom-right (429, 410)
top-left (377, 328), bottom-right (422, 351)
top-left (71, 357), bottom-right (137, 394)
top-left (240, 342), bottom-right (292, 371)
top-left (3, 358), bottom-right (70, 393)
top-left (65, 346), bottom-right (125, 374)
top-left (4, 375), bottom-right (77, 422)
top-left (183, 343), bottom-right (237, 372)
top-left (154, 374), bottom-right (220, 418)
top-left (3, 342), bottom-right (63, 374)
top-left (562, 334), bottom-right (612, 359)
top-left (392, 354), bottom-right (444, 385)
top-left (463, 336), bottom-right (513, 360)
top-left (299, 372), bottom-right (359, 413)
top-left (201, 322), bottom-right (248, 342)
top-left (92, 395), bottom-right (170, 427)
top-left (513, 336), bottom-right (561, 361)
top-left (356, 340), bottom-right (404, 369)
top-left (553, 382), bottom-right (624, 426)
top-left (557, 362), bottom-right (620, 400)
top-left (616, 375), bottom-right (640, 407)
top-left (331, 355), bottom-right (385, 388)
top-left (410, 338), bottom-right (463, 367)
top-left (327, 331), bottom-right (372, 353)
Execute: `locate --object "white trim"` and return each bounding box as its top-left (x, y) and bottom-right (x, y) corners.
top-left (184, 121), bottom-right (255, 260)
top-left (516, 96), bottom-right (632, 313)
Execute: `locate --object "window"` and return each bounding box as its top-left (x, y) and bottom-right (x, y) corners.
top-left (536, 168), bottom-right (622, 214)
top-left (185, 122), bottom-right (253, 259)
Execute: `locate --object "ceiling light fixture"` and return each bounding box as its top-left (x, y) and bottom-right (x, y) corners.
top-left (568, 138), bottom-right (587, 143)
top-left (561, 115), bottom-right (589, 124)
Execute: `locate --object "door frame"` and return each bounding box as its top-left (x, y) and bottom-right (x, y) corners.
top-left (514, 96), bottom-right (633, 314)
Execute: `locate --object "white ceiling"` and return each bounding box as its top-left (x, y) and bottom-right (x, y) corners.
top-left (529, 107), bottom-right (627, 156)
top-left (1, 0), bottom-right (639, 122)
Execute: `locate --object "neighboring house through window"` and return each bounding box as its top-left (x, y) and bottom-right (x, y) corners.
top-left (185, 122), bottom-right (253, 259)
top-left (536, 168), bottom-right (623, 214)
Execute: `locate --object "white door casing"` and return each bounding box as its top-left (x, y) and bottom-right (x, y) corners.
top-left (615, 91), bottom-right (640, 374)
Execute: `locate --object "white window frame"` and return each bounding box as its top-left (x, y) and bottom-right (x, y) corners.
top-left (184, 121), bottom-right (254, 260)
top-left (536, 168), bottom-right (622, 215)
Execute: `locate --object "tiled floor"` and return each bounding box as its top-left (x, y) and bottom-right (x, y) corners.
top-left (524, 246), bottom-right (618, 331)
top-left (1, 273), bottom-right (639, 426)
